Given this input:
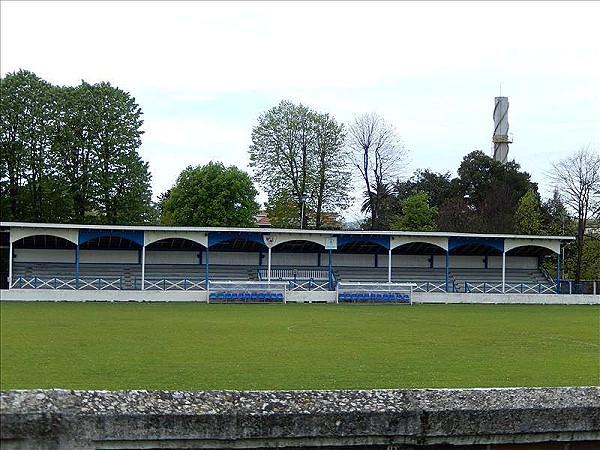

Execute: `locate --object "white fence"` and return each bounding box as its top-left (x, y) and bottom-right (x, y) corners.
top-left (464, 281), bottom-right (556, 294)
top-left (141, 277), bottom-right (206, 291)
top-left (11, 276), bottom-right (124, 290)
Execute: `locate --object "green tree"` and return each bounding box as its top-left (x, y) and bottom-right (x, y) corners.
top-left (0, 69), bottom-right (56, 221)
top-left (436, 150), bottom-right (537, 233)
top-left (1, 70), bottom-right (155, 225)
top-left (394, 169), bottom-right (454, 210)
top-left (514, 188), bottom-right (543, 235)
top-left (579, 235), bottom-right (600, 280)
top-left (249, 100), bottom-right (350, 229)
top-left (161, 162), bottom-right (259, 227)
top-left (82, 81), bottom-right (149, 225)
top-left (541, 189), bottom-right (573, 236)
top-left (391, 192), bottom-right (438, 231)
top-left (437, 196), bottom-right (474, 232)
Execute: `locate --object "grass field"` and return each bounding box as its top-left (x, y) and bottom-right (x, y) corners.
top-left (1, 302), bottom-right (598, 391)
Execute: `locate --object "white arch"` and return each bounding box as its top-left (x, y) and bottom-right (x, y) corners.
top-left (10, 227), bottom-right (78, 245)
top-left (504, 238), bottom-right (560, 255)
top-left (264, 232), bottom-right (329, 249)
top-left (390, 235), bottom-right (448, 251)
top-left (144, 231), bottom-right (208, 248)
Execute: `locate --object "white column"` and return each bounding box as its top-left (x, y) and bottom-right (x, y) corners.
top-left (8, 240), bottom-right (13, 289)
top-left (141, 246), bottom-right (146, 290)
top-left (502, 250), bottom-right (506, 293)
top-left (388, 248), bottom-right (392, 283)
top-left (267, 247), bottom-right (272, 282)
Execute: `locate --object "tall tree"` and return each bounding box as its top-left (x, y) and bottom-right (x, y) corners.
top-left (547, 146), bottom-right (600, 283)
top-left (457, 150), bottom-right (534, 205)
top-left (1, 69), bottom-right (155, 225)
top-left (541, 189), bottom-right (573, 236)
top-left (394, 169), bottom-right (454, 210)
top-left (437, 150), bottom-right (537, 233)
top-left (514, 188), bottom-right (543, 235)
top-left (311, 111), bottom-right (351, 228)
top-left (161, 162), bottom-right (259, 227)
top-left (437, 196), bottom-right (475, 233)
top-left (52, 83), bottom-right (100, 222)
top-left (347, 112), bottom-right (407, 230)
top-left (249, 100), bottom-right (350, 228)
top-left (85, 82), bottom-right (148, 224)
top-left (0, 70), bottom-right (55, 221)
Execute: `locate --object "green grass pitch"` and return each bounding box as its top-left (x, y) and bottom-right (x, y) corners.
top-left (1, 302), bottom-right (598, 391)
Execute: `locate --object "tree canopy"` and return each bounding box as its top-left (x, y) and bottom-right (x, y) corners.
top-left (161, 162), bottom-right (259, 227)
top-left (514, 188), bottom-right (543, 235)
top-left (436, 151), bottom-right (537, 233)
top-left (249, 100), bottom-right (350, 229)
top-left (0, 69), bottom-right (155, 225)
top-left (390, 192), bottom-right (438, 232)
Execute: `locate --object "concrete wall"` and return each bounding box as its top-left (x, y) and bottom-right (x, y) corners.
top-left (429, 255), bottom-right (539, 269)
top-left (80, 250), bottom-right (138, 263)
top-left (333, 253), bottom-right (376, 267)
top-left (413, 292), bottom-right (599, 305)
top-left (1, 388), bottom-right (598, 449)
top-left (14, 249), bottom-right (75, 263)
top-left (0, 289), bottom-right (208, 302)
top-left (146, 250), bottom-right (200, 264)
top-left (12, 249), bottom-right (541, 269)
top-left (210, 251), bottom-right (259, 265)
top-left (271, 252), bottom-right (319, 266)
top-left (1, 289), bottom-right (598, 304)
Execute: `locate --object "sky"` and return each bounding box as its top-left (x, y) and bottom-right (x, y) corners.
top-left (2, 1), bottom-right (599, 220)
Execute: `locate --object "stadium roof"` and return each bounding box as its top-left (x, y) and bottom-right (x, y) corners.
top-left (1, 222), bottom-right (574, 257)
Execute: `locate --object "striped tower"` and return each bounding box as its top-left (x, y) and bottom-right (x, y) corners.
top-left (492, 96), bottom-right (512, 164)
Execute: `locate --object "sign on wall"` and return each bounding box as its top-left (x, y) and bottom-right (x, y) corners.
top-left (324, 237), bottom-right (337, 250)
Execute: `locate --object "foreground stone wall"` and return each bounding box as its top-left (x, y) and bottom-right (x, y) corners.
top-left (1, 387), bottom-right (598, 449)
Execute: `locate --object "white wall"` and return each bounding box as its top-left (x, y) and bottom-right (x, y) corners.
top-left (389, 254), bottom-right (432, 268)
top-left (331, 254), bottom-right (376, 267)
top-left (271, 253), bottom-right (318, 266)
top-left (146, 251), bottom-right (199, 265)
top-left (14, 249), bottom-right (75, 263)
top-left (488, 256), bottom-right (538, 269)
top-left (80, 250), bottom-right (138, 264)
top-left (10, 248), bottom-right (545, 270)
top-left (209, 252), bottom-right (259, 265)
top-left (1, 289), bottom-right (597, 305)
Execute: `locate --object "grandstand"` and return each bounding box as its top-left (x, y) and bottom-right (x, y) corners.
top-left (0, 222), bottom-right (577, 301)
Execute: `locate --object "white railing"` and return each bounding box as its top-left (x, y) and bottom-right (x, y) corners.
top-left (465, 281), bottom-right (557, 294)
top-left (142, 277), bottom-right (206, 291)
top-left (287, 279), bottom-right (330, 292)
top-left (257, 268), bottom-right (330, 280)
top-left (411, 280), bottom-right (451, 293)
top-left (11, 276), bottom-right (123, 290)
